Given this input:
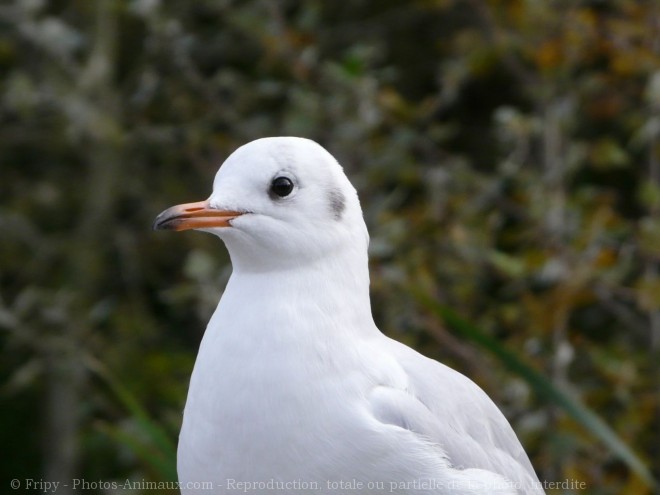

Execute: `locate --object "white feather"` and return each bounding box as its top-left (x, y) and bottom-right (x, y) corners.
top-left (173, 137), bottom-right (545, 494)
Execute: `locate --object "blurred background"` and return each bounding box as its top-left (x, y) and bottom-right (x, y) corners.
top-left (1, 0), bottom-right (659, 493)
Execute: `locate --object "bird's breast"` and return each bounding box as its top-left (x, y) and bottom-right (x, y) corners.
top-left (177, 311), bottom-right (377, 486)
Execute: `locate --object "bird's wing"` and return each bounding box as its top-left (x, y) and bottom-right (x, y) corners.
top-left (371, 337), bottom-right (544, 494)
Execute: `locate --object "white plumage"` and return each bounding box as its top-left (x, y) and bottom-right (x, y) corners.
top-left (154, 137), bottom-right (544, 494)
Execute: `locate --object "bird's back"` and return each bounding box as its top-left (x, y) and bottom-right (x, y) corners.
top-left (375, 336), bottom-right (544, 494)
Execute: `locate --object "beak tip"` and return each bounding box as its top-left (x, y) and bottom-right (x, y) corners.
top-left (152, 210), bottom-right (178, 231)
top-left (153, 217), bottom-right (177, 231)
top-left (152, 214), bottom-right (165, 231)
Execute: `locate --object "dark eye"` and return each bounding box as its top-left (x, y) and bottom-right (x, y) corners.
top-left (270, 176), bottom-right (294, 198)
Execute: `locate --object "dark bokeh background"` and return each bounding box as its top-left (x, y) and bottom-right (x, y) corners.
top-left (1, 1), bottom-right (659, 493)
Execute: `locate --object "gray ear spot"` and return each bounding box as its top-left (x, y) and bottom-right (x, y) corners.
top-left (328, 188), bottom-right (346, 220)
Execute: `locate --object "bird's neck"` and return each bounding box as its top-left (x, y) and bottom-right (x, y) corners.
top-left (219, 246), bottom-right (378, 341)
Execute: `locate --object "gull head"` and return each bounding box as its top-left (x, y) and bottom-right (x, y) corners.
top-left (154, 137), bottom-right (369, 272)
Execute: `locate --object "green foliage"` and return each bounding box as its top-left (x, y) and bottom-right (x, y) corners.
top-left (86, 356), bottom-right (177, 481)
top-left (1, 1), bottom-right (659, 493)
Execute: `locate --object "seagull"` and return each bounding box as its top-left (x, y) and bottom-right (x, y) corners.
top-left (154, 137), bottom-right (545, 495)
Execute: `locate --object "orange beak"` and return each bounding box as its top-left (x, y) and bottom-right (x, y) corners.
top-left (153, 200), bottom-right (243, 232)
